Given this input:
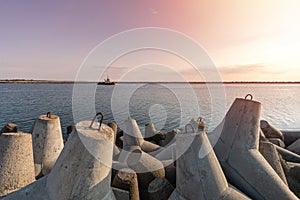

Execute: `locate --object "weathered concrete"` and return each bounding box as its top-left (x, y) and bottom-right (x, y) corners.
top-left (260, 120), bottom-right (284, 140)
top-left (144, 131), bottom-right (166, 146)
top-left (0, 132), bottom-right (35, 197)
top-left (287, 138), bottom-right (300, 155)
top-left (31, 113), bottom-right (64, 177)
top-left (47, 120), bottom-right (116, 200)
top-left (0, 177), bottom-right (49, 200)
top-left (152, 142), bottom-right (176, 161)
top-left (2, 120), bottom-right (116, 200)
top-left (113, 145), bottom-right (121, 160)
top-left (0, 123), bottom-right (17, 134)
top-left (259, 141), bottom-right (288, 185)
top-left (275, 145), bottom-right (300, 163)
top-left (112, 187), bottom-right (130, 200)
top-left (111, 161), bottom-right (129, 184)
top-left (108, 122), bottom-right (118, 144)
top-left (212, 98), bottom-right (298, 200)
top-left (123, 118), bottom-right (144, 148)
top-left (65, 124), bottom-right (75, 144)
top-left (282, 130), bottom-right (300, 147)
top-left (285, 162), bottom-right (300, 198)
top-left (112, 168), bottom-right (139, 200)
top-left (144, 122), bottom-right (167, 146)
top-left (112, 161), bottom-right (128, 171)
top-left (110, 122), bottom-right (120, 160)
top-left (160, 129), bottom-right (180, 147)
top-left (144, 123), bottom-right (157, 138)
top-left (170, 118), bottom-right (250, 200)
top-left (123, 118), bottom-right (161, 153)
top-left (268, 138), bottom-right (286, 148)
top-left (162, 160), bottom-right (176, 187)
top-left (259, 128), bottom-right (268, 142)
top-left (281, 160), bottom-right (300, 198)
top-left (127, 147), bottom-right (165, 189)
top-left (148, 178), bottom-right (174, 200)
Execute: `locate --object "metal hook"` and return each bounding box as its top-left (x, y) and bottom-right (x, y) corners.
top-left (185, 123), bottom-right (195, 134)
top-left (89, 112), bottom-right (104, 131)
top-left (245, 94), bottom-right (253, 100)
top-left (46, 112), bottom-right (51, 118)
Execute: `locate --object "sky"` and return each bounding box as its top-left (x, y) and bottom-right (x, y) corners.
top-left (0, 0), bottom-right (300, 81)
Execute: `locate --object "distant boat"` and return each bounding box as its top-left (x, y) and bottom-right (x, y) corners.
top-left (97, 75), bottom-right (116, 85)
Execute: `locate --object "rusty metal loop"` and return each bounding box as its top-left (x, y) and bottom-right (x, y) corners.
top-left (185, 123), bottom-right (195, 134)
top-left (89, 112), bottom-right (104, 131)
top-left (245, 94), bottom-right (253, 100)
top-left (46, 112), bottom-right (51, 118)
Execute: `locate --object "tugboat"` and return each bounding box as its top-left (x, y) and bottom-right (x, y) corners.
top-left (97, 75), bottom-right (116, 85)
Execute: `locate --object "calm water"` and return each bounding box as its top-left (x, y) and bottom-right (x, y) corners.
top-left (1, 83), bottom-right (300, 136)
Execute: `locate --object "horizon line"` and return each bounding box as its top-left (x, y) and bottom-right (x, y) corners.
top-left (1, 79), bottom-right (300, 84)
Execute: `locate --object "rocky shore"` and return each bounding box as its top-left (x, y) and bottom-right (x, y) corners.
top-left (0, 95), bottom-right (300, 199)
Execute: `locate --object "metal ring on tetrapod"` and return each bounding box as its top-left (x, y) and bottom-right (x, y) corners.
top-left (245, 93), bottom-right (253, 100)
top-left (185, 124), bottom-right (195, 134)
top-left (46, 112), bottom-right (51, 118)
top-left (72, 27), bottom-right (226, 173)
top-left (89, 112), bottom-right (104, 131)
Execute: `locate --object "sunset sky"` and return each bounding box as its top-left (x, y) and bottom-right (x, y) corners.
top-left (0, 0), bottom-right (300, 81)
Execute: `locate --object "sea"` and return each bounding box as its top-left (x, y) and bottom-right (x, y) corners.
top-left (1, 83), bottom-right (300, 137)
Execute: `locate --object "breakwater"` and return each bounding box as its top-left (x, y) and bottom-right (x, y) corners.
top-left (0, 95), bottom-right (300, 199)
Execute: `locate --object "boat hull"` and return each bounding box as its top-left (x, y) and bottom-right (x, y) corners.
top-left (97, 82), bottom-right (116, 85)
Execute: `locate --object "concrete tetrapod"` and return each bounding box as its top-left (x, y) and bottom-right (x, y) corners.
top-left (259, 129), bottom-right (268, 142)
top-left (170, 118), bottom-right (250, 200)
top-left (144, 123), bottom-right (166, 146)
top-left (108, 122), bottom-right (121, 160)
top-left (275, 145), bottom-right (300, 163)
top-left (123, 118), bottom-right (161, 153)
top-left (281, 162), bottom-right (300, 198)
top-left (161, 160), bottom-right (176, 187)
top-left (259, 141), bottom-right (288, 185)
top-left (126, 147), bottom-right (165, 190)
top-left (112, 187), bottom-right (130, 200)
top-left (287, 138), bottom-right (300, 155)
top-left (281, 130), bottom-right (300, 147)
top-left (126, 146), bottom-right (166, 200)
top-left (144, 123), bottom-right (157, 138)
top-left (2, 120), bottom-right (116, 200)
top-left (260, 120), bottom-right (284, 140)
top-left (160, 129), bottom-right (180, 147)
top-left (0, 133), bottom-right (35, 197)
top-left (268, 138), bottom-right (285, 148)
top-left (108, 122), bottom-right (118, 144)
top-left (112, 168), bottom-right (139, 200)
top-left (31, 113), bottom-right (64, 177)
top-left (0, 123), bottom-right (18, 134)
top-left (212, 97), bottom-right (298, 200)
top-left (148, 178), bottom-right (174, 200)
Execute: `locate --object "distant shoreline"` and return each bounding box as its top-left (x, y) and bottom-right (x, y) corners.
top-left (0, 79), bottom-right (300, 84)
